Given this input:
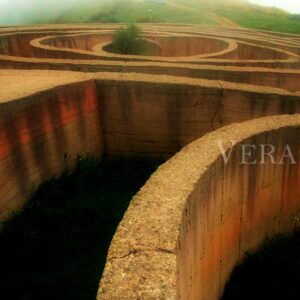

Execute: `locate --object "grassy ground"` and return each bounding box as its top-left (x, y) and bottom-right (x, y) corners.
top-left (213, 4), bottom-right (300, 34)
top-left (1, 0), bottom-right (300, 34)
top-left (181, 0), bottom-right (300, 34)
top-left (35, 0), bottom-right (300, 34)
top-left (49, 0), bottom-right (217, 25)
top-left (222, 230), bottom-right (300, 299)
top-left (30, 0), bottom-right (300, 34)
top-left (0, 156), bottom-right (163, 300)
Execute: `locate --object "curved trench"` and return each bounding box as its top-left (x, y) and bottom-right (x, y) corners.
top-left (0, 157), bottom-right (163, 300)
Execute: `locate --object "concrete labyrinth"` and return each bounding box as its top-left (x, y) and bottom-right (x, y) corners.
top-left (0, 24), bottom-right (300, 299)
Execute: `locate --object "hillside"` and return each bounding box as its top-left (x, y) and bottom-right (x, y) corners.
top-left (182, 0), bottom-right (300, 34)
top-left (0, 0), bottom-right (299, 34)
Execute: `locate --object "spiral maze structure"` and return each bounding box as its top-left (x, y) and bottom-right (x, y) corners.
top-left (1, 24), bottom-right (300, 299)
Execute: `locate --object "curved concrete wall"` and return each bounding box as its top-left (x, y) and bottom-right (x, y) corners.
top-left (225, 42), bottom-right (290, 60)
top-left (43, 33), bottom-right (113, 52)
top-left (98, 115), bottom-right (300, 299)
top-left (148, 35), bottom-right (228, 57)
top-left (1, 26), bottom-right (297, 64)
top-left (1, 57), bottom-right (300, 93)
top-left (1, 70), bottom-right (300, 221)
top-left (0, 32), bottom-right (45, 57)
top-left (95, 77), bottom-right (300, 155)
top-left (32, 34), bottom-right (292, 61)
top-left (0, 25), bottom-right (299, 94)
top-left (0, 80), bottom-right (102, 219)
top-left (30, 34), bottom-right (233, 62)
top-left (0, 23), bottom-right (300, 299)
top-left (42, 33), bottom-right (229, 58)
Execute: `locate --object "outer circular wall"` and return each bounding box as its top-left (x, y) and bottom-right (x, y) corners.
top-left (98, 115), bottom-right (300, 299)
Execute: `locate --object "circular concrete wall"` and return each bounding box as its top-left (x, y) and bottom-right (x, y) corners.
top-left (1, 69), bottom-right (300, 220)
top-left (0, 24), bottom-right (300, 299)
top-left (98, 115), bottom-right (300, 299)
top-left (1, 25), bottom-right (300, 93)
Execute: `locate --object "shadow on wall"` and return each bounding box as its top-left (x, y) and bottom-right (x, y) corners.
top-left (0, 156), bottom-right (164, 300)
top-left (222, 229), bottom-right (300, 300)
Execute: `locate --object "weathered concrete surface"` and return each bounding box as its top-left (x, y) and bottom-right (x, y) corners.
top-left (98, 115), bottom-right (300, 299)
top-left (2, 70), bottom-right (300, 158)
top-left (0, 79), bottom-right (102, 219)
top-left (1, 69), bottom-right (300, 222)
top-left (95, 77), bottom-right (300, 155)
top-left (0, 23), bottom-right (300, 299)
top-left (1, 24), bottom-right (300, 93)
top-left (40, 33), bottom-right (229, 58)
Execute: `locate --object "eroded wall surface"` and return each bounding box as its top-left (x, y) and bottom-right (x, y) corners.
top-left (1, 23), bottom-right (300, 299)
top-left (177, 126), bottom-right (300, 300)
top-left (96, 78), bottom-right (300, 156)
top-left (0, 80), bottom-right (102, 219)
top-left (98, 115), bottom-right (300, 300)
top-left (1, 70), bottom-right (300, 221)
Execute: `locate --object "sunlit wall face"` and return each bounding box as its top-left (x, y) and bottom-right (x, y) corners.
top-left (250, 0), bottom-right (300, 13)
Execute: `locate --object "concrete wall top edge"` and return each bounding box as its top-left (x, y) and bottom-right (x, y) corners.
top-left (1, 24), bottom-right (300, 37)
top-left (0, 70), bottom-right (299, 106)
top-left (0, 79), bottom-right (96, 118)
top-left (1, 52), bottom-right (300, 74)
top-left (102, 114), bottom-right (300, 257)
top-left (1, 24), bottom-right (299, 65)
top-left (98, 114), bottom-right (300, 299)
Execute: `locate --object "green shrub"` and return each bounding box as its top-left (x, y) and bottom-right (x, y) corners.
top-left (110, 24), bottom-right (147, 55)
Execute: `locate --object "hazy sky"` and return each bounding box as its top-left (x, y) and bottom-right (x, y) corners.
top-left (0, 0), bottom-right (299, 13)
top-left (250, 0), bottom-right (300, 13)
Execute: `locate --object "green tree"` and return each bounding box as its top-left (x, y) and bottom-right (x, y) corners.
top-left (111, 24), bottom-right (147, 55)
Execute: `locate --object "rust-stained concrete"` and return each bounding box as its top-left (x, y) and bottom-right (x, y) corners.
top-left (0, 24), bottom-right (300, 299)
top-left (0, 79), bottom-right (103, 219)
top-left (98, 115), bottom-right (300, 299)
top-left (0, 69), bottom-right (300, 165)
top-left (0, 68), bottom-right (300, 221)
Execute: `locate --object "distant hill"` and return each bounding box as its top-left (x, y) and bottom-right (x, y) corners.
top-left (183, 0), bottom-right (300, 34)
top-left (0, 0), bottom-right (299, 34)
